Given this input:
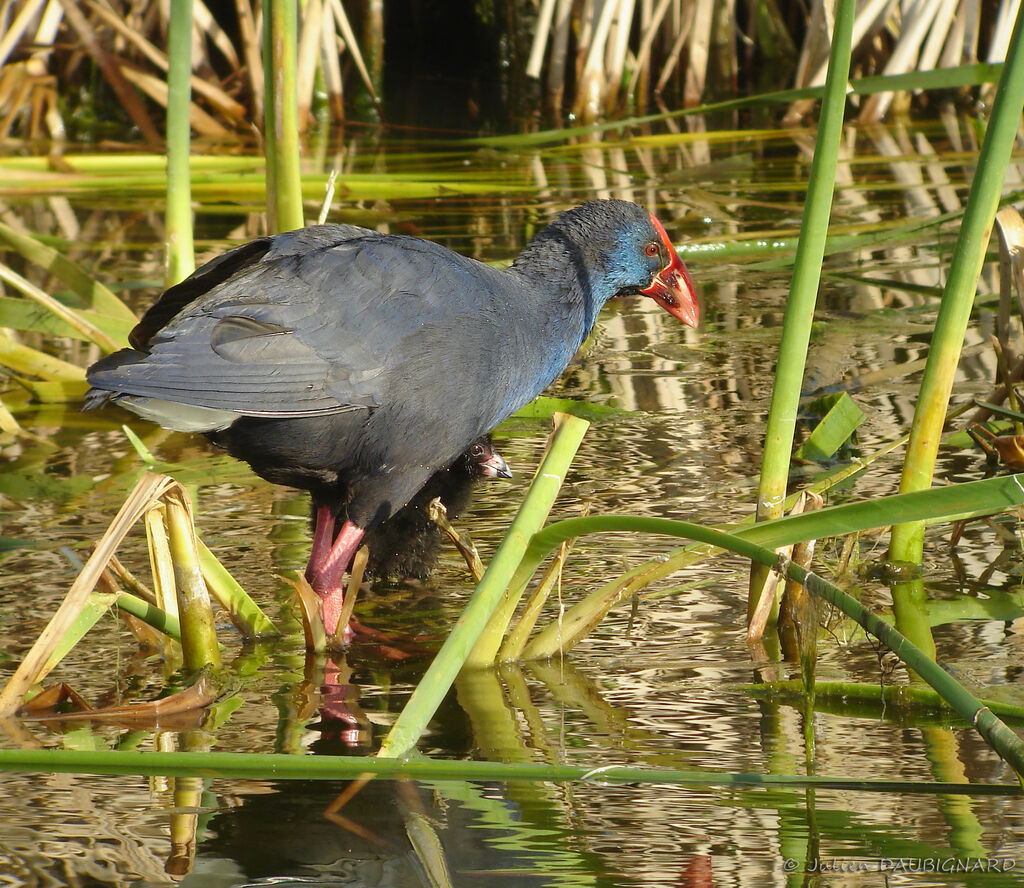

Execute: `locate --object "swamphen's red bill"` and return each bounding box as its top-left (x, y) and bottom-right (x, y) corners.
top-left (641, 213), bottom-right (699, 328)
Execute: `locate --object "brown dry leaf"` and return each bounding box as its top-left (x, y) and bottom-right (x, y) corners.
top-left (21, 670), bottom-right (218, 729)
top-left (989, 435), bottom-right (1024, 469)
top-left (969, 424), bottom-right (1024, 469)
top-left (292, 573), bottom-right (327, 652)
top-left (20, 682), bottom-right (92, 715)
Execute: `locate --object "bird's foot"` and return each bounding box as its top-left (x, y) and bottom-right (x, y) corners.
top-left (320, 594), bottom-right (354, 646)
top-left (307, 514), bottom-right (367, 640)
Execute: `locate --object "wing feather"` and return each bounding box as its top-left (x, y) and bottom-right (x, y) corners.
top-left (87, 225), bottom-right (513, 420)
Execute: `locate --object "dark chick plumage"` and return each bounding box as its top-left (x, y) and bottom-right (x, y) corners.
top-left (86, 199), bottom-right (698, 636)
top-left (358, 435), bottom-right (510, 581)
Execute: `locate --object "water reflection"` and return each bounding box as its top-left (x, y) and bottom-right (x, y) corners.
top-left (2, 115), bottom-right (1024, 885)
top-left (193, 777), bottom-right (559, 887)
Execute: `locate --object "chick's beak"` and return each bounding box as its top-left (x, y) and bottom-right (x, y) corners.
top-left (479, 451), bottom-right (513, 480)
top-left (641, 213), bottom-right (700, 328)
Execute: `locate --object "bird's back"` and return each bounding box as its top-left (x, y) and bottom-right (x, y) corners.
top-left (86, 223), bottom-right (569, 527)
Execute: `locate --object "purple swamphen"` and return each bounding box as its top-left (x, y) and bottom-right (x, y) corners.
top-left (86, 199), bottom-right (698, 637)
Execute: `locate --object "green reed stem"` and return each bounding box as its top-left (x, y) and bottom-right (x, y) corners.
top-left (480, 514), bottom-right (1024, 776)
top-left (744, 679), bottom-right (1024, 721)
top-left (164, 0), bottom-right (195, 286)
top-left (2, 747), bottom-right (1020, 792)
top-left (196, 540), bottom-right (278, 638)
top-left (748, 0), bottom-right (855, 617)
top-left (520, 473), bottom-right (1024, 659)
top-left (165, 492), bottom-right (221, 670)
top-left (378, 413), bottom-right (589, 759)
top-left (889, 8), bottom-right (1024, 563)
top-left (263, 0), bottom-right (304, 231)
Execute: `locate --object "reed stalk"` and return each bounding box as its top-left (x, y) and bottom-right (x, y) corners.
top-left (164, 490), bottom-right (222, 670)
top-left (4, 747), bottom-right (1021, 789)
top-left (461, 513), bottom-right (1024, 774)
top-left (546, 0), bottom-right (572, 115)
top-left (263, 0), bottom-right (304, 231)
top-left (889, 6), bottom-right (1024, 563)
top-left (464, 415), bottom-right (590, 667)
top-left (164, 0), bottom-right (195, 286)
top-left (377, 413), bottom-right (589, 759)
top-left (295, 0), bottom-right (322, 130)
top-left (574, 0), bottom-right (619, 120)
top-left (526, 0), bottom-right (558, 78)
top-left (234, 0), bottom-right (263, 116)
top-left (748, 0), bottom-right (855, 620)
top-left (890, 578), bottom-right (938, 664)
top-left (519, 472), bottom-right (1024, 659)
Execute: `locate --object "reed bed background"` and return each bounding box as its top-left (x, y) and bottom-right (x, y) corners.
top-left (1, 0), bottom-right (1022, 140)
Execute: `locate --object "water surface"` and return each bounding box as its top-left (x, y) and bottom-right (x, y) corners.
top-left (1, 117), bottom-right (1023, 886)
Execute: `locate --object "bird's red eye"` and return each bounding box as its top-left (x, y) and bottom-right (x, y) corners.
top-left (645, 243), bottom-right (659, 257)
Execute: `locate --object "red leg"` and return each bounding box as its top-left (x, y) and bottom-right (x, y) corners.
top-left (306, 505), bottom-right (336, 584)
top-left (307, 519), bottom-right (365, 637)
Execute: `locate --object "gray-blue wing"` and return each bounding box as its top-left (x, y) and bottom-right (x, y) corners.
top-left (87, 225), bottom-right (508, 420)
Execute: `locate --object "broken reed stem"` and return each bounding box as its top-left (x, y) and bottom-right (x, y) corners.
top-left (196, 540), bottom-right (277, 637)
top-left (499, 539), bottom-right (571, 662)
top-left (777, 492), bottom-right (824, 691)
top-left (164, 490), bottom-right (221, 670)
top-left (145, 504), bottom-right (179, 620)
top-left (0, 473), bottom-right (177, 717)
top-left (749, 490), bottom-right (821, 644)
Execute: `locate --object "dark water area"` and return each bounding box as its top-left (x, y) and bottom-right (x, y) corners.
top-left (2, 116), bottom-right (1024, 885)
